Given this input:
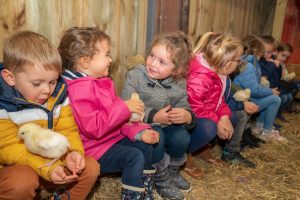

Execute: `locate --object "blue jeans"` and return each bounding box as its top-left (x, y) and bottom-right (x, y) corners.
top-left (151, 125), bottom-right (190, 164)
top-left (98, 138), bottom-right (152, 188)
top-left (278, 93), bottom-right (293, 116)
top-left (251, 94), bottom-right (281, 130)
top-left (188, 118), bottom-right (217, 154)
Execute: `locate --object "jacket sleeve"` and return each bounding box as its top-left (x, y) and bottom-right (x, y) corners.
top-left (121, 122), bottom-right (151, 141)
top-left (54, 99), bottom-right (84, 155)
top-left (68, 81), bottom-right (131, 140)
top-left (216, 98), bottom-right (231, 119)
top-left (224, 79), bottom-right (244, 111)
top-left (233, 63), bottom-right (273, 98)
top-left (0, 118), bottom-right (63, 181)
top-left (187, 72), bottom-right (219, 123)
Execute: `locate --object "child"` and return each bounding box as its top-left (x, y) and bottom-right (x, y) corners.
top-left (259, 36), bottom-right (293, 122)
top-left (233, 35), bottom-right (287, 141)
top-left (276, 43), bottom-right (299, 113)
top-left (0, 31), bottom-right (99, 200)
top-left (186, 32), bottom-right (240, 173)
top-left (121, 31), bottom-right (194, 200)
top-left (59, 27), bottom-right (159, 200)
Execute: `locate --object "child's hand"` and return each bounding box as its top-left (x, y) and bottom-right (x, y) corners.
top-left (153, 105), bottom-right (172, 124)
top-left (217, 116), bottom-right (233, 139)
top-left (50, 165), bottom-right (78, 184)
top-left (272, 88), bottom-right (280, 96)
top-left (125, 99), bottom-right (144, 114)
top-left (65, 151), bottom-right (85, 175)
top-left (168, 108), bottom-right (192, 124)
top-left (243, 101), bottom-right (259, 114)
top-left (141, 130), bottom-right (160, 144)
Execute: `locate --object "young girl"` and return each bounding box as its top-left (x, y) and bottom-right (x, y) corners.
top-left (121, 32), bottom-right (194, 200)
top-left (233, 35), bottom-right (287, 141)
top-left (58, 27), bottom-right (159, 200)
top-left (185, 32), bottom-right (241, 174)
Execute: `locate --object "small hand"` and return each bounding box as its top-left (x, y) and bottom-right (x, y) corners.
top-left (125, 99), bottom-right (144, 114)
top-left (272, 88), bottom-right (280, 96)
top-left (65, 151), bottom-right (85, 175)
top-left (141, 130), bottom-right (160, 144)
top-left (50, 165), bottom-right (78, 184)
top-left (153, 105), bottom-right (172, 124)
top-left (217, 116), bottom-right (233, 139)
top-left (168, 108), bottom-right (192, 124)
top-left (243, 101), bottom-right (259, 114)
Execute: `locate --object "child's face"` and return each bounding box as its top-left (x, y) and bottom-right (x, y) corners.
top-left (264, 43), bottom-right (275, 59)
top-left (85, 40), bottom-right (112, 78)
top-left (277, 50), bottom-right (291, 63)
top-left (145, 44), bottom-right (175, 80)
top-left (11, 66), bottom-right (59, 104)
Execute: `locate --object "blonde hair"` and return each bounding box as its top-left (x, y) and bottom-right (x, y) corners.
top-left (193, 32), bottom-right (243, 69)
top-left (242, 35), bottom-right (265, 58)
top-left (146, 31), bottom-right (192, 79)
top-left (3, 31), bottom-right (61, 73)
top-left (58, 27), bottom-right (110, 70)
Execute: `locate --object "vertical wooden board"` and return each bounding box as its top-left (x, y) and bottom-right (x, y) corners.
top-left (136, 0), bottom-right (147, 54)
top-left (0, 0), bottom-right (26, 60)
top-left (273, 0), bottom-right (288, 40)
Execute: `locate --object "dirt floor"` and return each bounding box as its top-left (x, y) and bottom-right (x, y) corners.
top-left (88, 105), bottom-right (300, 200)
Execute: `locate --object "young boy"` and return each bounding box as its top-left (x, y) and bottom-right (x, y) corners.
top-left (259, 35), bottom-right (293, 122)
top-left (0, 31), bottom-right (99, 200)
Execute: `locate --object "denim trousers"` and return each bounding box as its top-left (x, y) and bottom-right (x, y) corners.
top-left (187, 118), bottom-right (217, 154)
top-left (98, 138), bottom-right (153, 188)
top-left (226, 110), bottom-right (249, 152)
top-left (278, 93), bottom-right (293, 116)
top-left (151, 125), bottom-right (190, 164)
top-left (251, 94), bottom-right (281, 130)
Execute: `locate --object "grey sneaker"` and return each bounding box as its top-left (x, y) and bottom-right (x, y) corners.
top-left (154, 168), bottom-right (185, 200)
top-left (168, 166), bottom-right (191, 191)
top-left (259, 130), bottom-right (288, 142)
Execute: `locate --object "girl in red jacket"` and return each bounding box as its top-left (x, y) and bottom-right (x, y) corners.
top-left (185, 32), bottom-right (243, 175)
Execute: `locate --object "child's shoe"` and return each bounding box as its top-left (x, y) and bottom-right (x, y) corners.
top-left (121, 185), bottom-right (144, 200)
top-left (154, 168), bottom-right (185, 200)
top-left (221, 149), bottom-right (255, 168)
top-left (142, 169), bottom-right (156, 200)
top-left (251, 126), bottom-right (262, 136)
top-left (259, 130), bottom-right (288, 142)
top-left (168, 165), bottom-right (191, 191)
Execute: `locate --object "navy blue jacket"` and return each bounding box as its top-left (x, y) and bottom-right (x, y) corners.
top-left (259, 58), bottom-right (282, 89)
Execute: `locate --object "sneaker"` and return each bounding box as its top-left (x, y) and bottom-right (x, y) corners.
top-left (259, 130), bottom-right (288, 142)
top-left (221, 150), bottom-right (255, 168)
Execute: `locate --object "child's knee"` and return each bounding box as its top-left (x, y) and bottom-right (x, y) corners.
top-left (173, 131), bottom-right (190, 149)
top-left (83, 156), bottom-right (100, 180)
top-left (0, 165), bottom-right (39, 198)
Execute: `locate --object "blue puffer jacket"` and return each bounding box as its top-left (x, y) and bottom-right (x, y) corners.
top-left (233, 55), bottom-right (273, 98)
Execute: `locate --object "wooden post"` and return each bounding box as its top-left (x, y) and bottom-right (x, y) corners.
top-left (272, 0), bottom-right (288, 40)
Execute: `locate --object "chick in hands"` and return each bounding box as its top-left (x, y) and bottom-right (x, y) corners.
top-left (129, 93), bottom-right (145, 123)
top-left (18, 123), bottom-right (70, 167)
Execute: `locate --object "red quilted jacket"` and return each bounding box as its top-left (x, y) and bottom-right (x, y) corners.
top-left (187, 55), bottom-right (231, 123)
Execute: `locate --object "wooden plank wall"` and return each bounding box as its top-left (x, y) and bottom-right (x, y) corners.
top-left (0, 0), bottom-right (148, 93)
top-left (188, 0), bottom-right (277, 44)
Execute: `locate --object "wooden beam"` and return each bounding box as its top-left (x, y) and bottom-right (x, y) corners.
top-left (272, 0), bottom-right (288, 40)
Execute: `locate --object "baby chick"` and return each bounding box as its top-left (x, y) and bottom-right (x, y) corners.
top-left (260, 77), bottom-right (270, 87)
top-left (18, 123), bottom-right (70, 167)
top-left (233, 88), bottom-right (251, 102)
top-left (129, 93), bottom-right (145, 123)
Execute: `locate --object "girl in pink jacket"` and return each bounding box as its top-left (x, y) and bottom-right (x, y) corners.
top-left (185, 32), bottom-right (243, 175)
top-left (58, 27), bottom-right (159, 200)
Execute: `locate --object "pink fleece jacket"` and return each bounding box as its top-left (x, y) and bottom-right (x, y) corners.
top-left (65, 76), bottom-right (151, 160)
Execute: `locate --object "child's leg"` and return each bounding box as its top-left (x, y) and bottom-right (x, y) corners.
top-left (252, 95), bottom-right (281, 131)
top-left (188, 118), bottom-right (217, 154)
top-left (222, 110), bottom-right (255, 168)
top-left (0, 165), bottom-right (39, 200)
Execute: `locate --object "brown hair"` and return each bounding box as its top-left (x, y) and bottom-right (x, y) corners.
top-left (277, 43), bottom-right (293, 53)
top-left (261, 35), bottom-right (276, 45)
top-left (242, 35), bottom-right (265, 58)
top-left (146, 31), bottom-right (192, 79)
top-left (58, 27), bottom-right (111, 70)
top-left (3, 31), bottom-right (61, 73)
top-left (193, 32), bottom-right (243, 69)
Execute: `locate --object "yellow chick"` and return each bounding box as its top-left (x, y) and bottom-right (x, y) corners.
top-left (129, 93), bottom-right (145, 123)
top-left (233, 89), bottom-right (251, 102)
top-left (260, 77), bottom-right (270, 87)
top-left (18, 123), bottom-right (70, 164)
